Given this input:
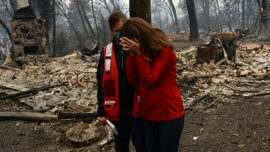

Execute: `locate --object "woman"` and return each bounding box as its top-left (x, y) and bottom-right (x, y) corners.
top-left (120, 18), bottom-right (185, 152)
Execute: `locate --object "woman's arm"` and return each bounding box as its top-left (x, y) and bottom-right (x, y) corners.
top-left (135, 47), bottom-right (174, 89)
top-left (125, 54), bottom-right (138, 86)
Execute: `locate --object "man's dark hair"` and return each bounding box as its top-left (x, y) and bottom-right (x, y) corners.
top-left (108, 11), bottom-right (127, 30)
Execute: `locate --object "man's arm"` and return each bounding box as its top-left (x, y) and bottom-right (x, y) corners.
top-left (97, 49), bottom-right (106, 117)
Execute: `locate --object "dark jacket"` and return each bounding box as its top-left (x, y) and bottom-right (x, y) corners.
top-left (97, 40), bottom-right (135, 116)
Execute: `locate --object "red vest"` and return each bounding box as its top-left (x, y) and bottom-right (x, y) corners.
top-left (102, 43), bottom-right (120, 121)
top-left (102, 43), bottom-right (142, 120)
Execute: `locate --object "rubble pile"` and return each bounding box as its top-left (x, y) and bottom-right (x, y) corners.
top-left (0, 52), bottom-right (115, 148)
top-left (0, 52), bottom-right (99, 112)
top-left (176, 42), bottom-right (270, 108)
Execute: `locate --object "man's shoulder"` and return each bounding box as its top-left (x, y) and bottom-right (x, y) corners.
top-left (103, 42), bottom-right (114, 48)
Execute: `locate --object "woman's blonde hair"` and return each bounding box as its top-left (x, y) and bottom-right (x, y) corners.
top-left (120, 18), bottom-right (174, 62)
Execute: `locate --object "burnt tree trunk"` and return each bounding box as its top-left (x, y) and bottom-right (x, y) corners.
top-left (52, 0), bottom-right (56, 57)
top-left (246, 0), bottom-right (252, 27)
top-left (0, 18), bottom-right (14, 59)
top-left (75, 0), bottom-right (92, 40)
top-left (242, 0), bottom-right (246, 28)
top-left (202, 0), bottom-right (210, 31)
top-left (250, 1), bottom-right (261, 33)
top-left (258, 0), bottom-right (270, 39)
top-left (91, 0), bottom-right (99, 42)
top-left (79, 0), bottom-right (97, 39)
top-left (186, 0), bottom-right (199, 40)
top-left (0, 18), bottom-right (12, 41)
top-left (129, 0), bottom-right (151, 24)
top-left (55, 1), bottom-right (83, 46)
top-left (214, 0), bottom-right (220, 31)
top-left (168, 0), bottom-right (180, 34)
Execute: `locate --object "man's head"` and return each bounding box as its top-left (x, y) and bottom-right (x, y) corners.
top-left (108, 12), bottom-right (127, 35)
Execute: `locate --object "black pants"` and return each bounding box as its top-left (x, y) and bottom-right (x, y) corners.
top-left (144, 116), bottom-right (185, 152)
top-left (111, 109), bottom-right (145, 152)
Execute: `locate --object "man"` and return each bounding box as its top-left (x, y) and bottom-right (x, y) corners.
top-left (96, 12), bottom-right (145, 152)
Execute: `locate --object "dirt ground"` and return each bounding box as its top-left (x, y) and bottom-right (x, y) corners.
top-left (0, 95), bottom-right (269, 152)
top-left (180, 96), bottom-right (270, 152)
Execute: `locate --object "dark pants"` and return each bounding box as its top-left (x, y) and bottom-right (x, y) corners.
top-left (144, 116), bottom-right (185, 152)
top-left (111, 109), bottom-right (145, 152)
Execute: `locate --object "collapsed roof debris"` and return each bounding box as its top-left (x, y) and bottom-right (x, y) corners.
top-left (0, 52), bottom-right (114, 148)
top-left (176, 41), bottom-right (270, 109)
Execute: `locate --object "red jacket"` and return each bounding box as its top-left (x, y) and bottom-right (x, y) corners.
top-left (126, 46), bottom-right (185, 121)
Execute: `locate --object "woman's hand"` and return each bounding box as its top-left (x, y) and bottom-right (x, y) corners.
top-left (120, 37), bottom-right (141, 55)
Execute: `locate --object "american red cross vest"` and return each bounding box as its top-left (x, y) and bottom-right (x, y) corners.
top-left (102, 43), bottom-right (120, 121)
top-left (102, 43), bottom-right (142, 120)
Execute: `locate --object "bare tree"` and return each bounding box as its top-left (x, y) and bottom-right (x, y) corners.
top-left (250, 0), bottom-right (261, 33)
top-left (100, 0), bottom-right (112, 13)
top-left (201, 0), bottom-right (210, 31)
top-left (55, 0), bottom-right (83, 45)
top-left (130, 0), bottom-right (151, 24)
top-left (168, 0), bottom-right (180, 34)
top-left (162, 2), bottom-right (176, 31)
top-left (242, 0), bottom-right (246, 28)
top-left (186, 0), bottom-right (199, 40)
top-left (52, 0), bottom-right (56, 57)
top-left (258, 0), bottom-right (270, 39)
top-left (91, 0), bottom-right (99, 42)
top-left (214, 0), bottom-right (221, 31)
top-left (99, 0), bottom-right (121, 13)
top-left (152, 0), bottom-right (163, 29)
top-left (0, 0), bottom-right (15, 41)
top-left (0, 18), bottom-right (12, 41)
top-left (75, 0), bottom-right (92, 40)
top-left (78, 0), bottom-right (97, 39)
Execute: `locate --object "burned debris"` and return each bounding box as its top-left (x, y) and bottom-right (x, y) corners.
top-left (197, 32), bottom-right (238, 64)
top-left (176, 40), bottom-right (270, 109)
top-left (0, 52), bottom-right (115, 148)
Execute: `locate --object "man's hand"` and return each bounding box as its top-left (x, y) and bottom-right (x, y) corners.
top-left (97, 116), bottom-right (107, 125)
top-left (120, 37), bottom-right (141, 55)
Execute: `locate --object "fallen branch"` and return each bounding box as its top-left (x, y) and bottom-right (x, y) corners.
top-left (204, 98), bottom-right (220, 110)
top-left (0, 112), bottom-right (58, 122)
top-left (242, 92), bottom-right (270, 98)
top-left (0, 84), bottom-right (64, 100)
top-left (216, 58), bottom-right (227, 65)
top-left (0, 112), bottom-right (98, 122)
top-left (0, 65), bottom-right (20, 72)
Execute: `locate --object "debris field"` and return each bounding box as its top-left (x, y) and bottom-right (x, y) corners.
top-left (0, 39), bottom-right (270, 151)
